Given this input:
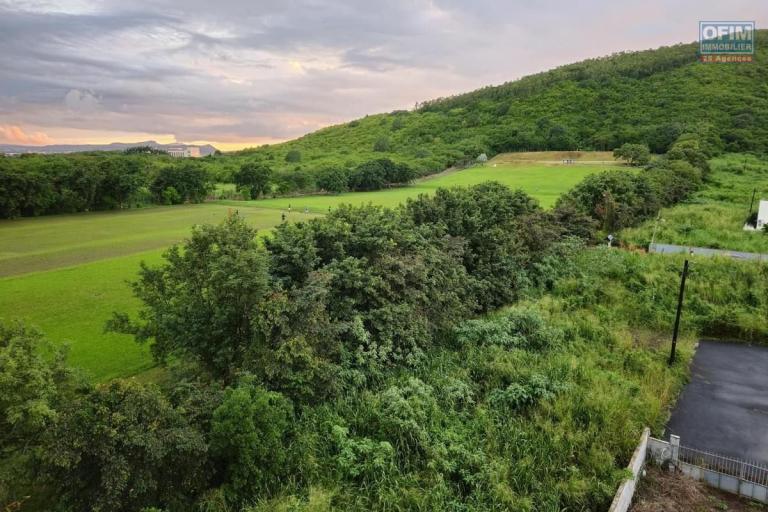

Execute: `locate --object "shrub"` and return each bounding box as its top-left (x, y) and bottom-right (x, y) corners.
top-left (373, 137), bottom-right (390, 152)
top-left (285, 150), bottom-right (302, 163)
top-left (454, 308), bottom-right (564, 351)
top-left (211, 378), bottom-right (294, 501)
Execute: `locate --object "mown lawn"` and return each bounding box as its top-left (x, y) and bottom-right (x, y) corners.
top-left (219, 162), bottom-right (619, 212)
top-left (0, 203), bottom-right (313, 277)
top-left (0, 250), bottom-right (162, 381)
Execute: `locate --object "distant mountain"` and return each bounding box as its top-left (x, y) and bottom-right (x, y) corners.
top-left (0, 141), bottom-right (218, 156)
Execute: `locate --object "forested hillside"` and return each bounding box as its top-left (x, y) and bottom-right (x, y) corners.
top-left (4, 33), bottom-right (767, 217)
top-left (236, 31), bottom-right (768, 174)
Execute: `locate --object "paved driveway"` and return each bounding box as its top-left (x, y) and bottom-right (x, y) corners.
top-left (666, 340), bottom-right (768, 462)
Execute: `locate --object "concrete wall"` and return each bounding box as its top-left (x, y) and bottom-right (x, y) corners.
top-left (649, 243), bottom-right (768, 262)
top-left (608, 428), bottom-right (650, 512)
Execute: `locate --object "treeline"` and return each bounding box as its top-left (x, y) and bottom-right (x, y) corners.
top-left (0, 140), bottom-right (725, 511)
top-left (0, 152), bottom-right (418, 217)
top-left (0, 153), bottom-right (210, 218)
top-left (233, 31), bottom-right (768, 174)
top-left (231, 157), bottom-right (417, 199)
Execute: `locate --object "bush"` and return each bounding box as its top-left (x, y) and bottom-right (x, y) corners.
top-left (454, 308), bottom-right (564, 351)
top-left (373, 137), bottom-right (390, 152)
top-left (162, 186), bottom-right (181, 204)
top-left (42, 380), bottom-right (208, 512)
top-left (211, 378), bottom-right (294, 501)
top-left (613, 143), bottom-right (651, 166)
top-left (285, 150), bottom-right (302, 163)
top-left (315, 167), bottom-right (349, 193)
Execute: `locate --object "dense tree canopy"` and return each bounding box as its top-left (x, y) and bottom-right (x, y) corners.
top-left (0, 153), bottom-right (211, 217)
top-left (234, 162), bottom-right (273, 199)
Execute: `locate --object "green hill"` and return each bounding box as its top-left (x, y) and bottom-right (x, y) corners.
top-left (233, 31), bottom-right (768, 174)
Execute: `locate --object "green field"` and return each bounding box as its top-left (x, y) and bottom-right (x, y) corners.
top-left (0, 158), bottom-right (614, 381)
top-left (222, 161), bottom-right (618, 212)
top-left (0, 203), bottom-right (312, 277)
top-left (0, 250), bottom-right (162, 380)
top-left (0, 206), bottom-right (314, 380)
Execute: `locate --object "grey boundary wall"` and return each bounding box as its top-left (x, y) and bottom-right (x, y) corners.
top-left (649, 243), bottom-right (768, 262)
top-left (608, 428), bottom-right (650, 512)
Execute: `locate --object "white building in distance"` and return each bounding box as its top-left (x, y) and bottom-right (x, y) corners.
top-left (166, 146), bottom-right (201, 158)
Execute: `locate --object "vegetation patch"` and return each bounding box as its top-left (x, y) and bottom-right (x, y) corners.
top-left (623, 154), bottom-right (768, 253)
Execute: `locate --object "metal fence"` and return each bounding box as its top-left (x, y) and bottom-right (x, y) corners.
top-left (647, 435), bottom-right (768, 503)
top-left (678, 445), bottom-right (768, 487)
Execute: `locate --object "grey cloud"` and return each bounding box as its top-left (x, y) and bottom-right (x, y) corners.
top-left (1, 0), bottom-right (766, 144)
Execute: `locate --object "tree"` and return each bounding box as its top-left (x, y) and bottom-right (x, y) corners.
top-left (556, 169), bottom-right (660, 231)
top-left (151, 162), bottom-right (209, 204)
top-left (348, 160), bottom-right (386, 191)
top-left (96, 157), bottom-right (146, 209)
top-left (406, 182), bottom-right (550, 311)
top-left (210, 377), bottom-right (293, 501)
top-left (613, 143), bottom-right (651, 166)
top-left (0, 323), bottom-right (70, 506)
top-left (235, 162), bottom-right (273, 199)
top-left (316, 167), bottom-right (349, 193)
top-left (348, 159), bottom-right (414, 191)
top-left (373, 136), bottom-right (390, 152)
top-left (285, 149), bottom-right (302, 163)
top-left (109, 215), bottom-right (272, 381)
top-left (265, 204), bottom-right (474, 372)
top-left (42, 380), bottom-right (208, 512)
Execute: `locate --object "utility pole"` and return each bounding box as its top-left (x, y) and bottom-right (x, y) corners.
top-left (669, 259), bottom-right (689, 366)
top-left (748, 188), bottom-right (757, 222)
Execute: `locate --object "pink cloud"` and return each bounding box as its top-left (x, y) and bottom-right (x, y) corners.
top-left (0, 125), bottom-right (53, 145)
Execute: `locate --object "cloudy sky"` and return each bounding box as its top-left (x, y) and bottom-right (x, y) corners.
top-left (0, 1), bottom-right (765, 150)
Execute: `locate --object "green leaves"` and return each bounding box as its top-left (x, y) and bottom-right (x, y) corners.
top-left (42, 380), bottom-right (208, 512)
top-left (111, 214), bottom-right (271, 380)
top-left (211, 378), bottom-right (293, 500)
top-left (235, 162), bottom-right (274, 199)
top-left (613, 143), bottom-right (651, 166)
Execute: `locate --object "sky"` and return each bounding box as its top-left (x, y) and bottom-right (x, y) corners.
top-left (1, 1), bottom-right (765, 151)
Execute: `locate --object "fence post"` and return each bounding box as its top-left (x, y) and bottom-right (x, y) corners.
top-left (670, 435), bottom-right (680, 470)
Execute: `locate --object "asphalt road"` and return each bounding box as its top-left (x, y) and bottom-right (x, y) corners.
top-left (666, 340), bottom-right (768, 462)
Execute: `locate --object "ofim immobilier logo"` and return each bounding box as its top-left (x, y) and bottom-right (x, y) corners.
top-left (699, 21), bottom-right (755, 63)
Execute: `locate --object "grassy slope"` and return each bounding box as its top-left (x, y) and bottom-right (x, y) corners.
top-left (622, 154), bottom-right (768, 253)
top-left (0, 203), bottom-right (315, 277)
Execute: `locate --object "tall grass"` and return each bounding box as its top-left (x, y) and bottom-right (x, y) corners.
top-left (622, 154), bottom-right (768, 253)
top-left (240, 243), bottom-right (768, 511)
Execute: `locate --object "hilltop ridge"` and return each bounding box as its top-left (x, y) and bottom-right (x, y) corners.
top-left (235, 31), bottom-right (767, 175)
